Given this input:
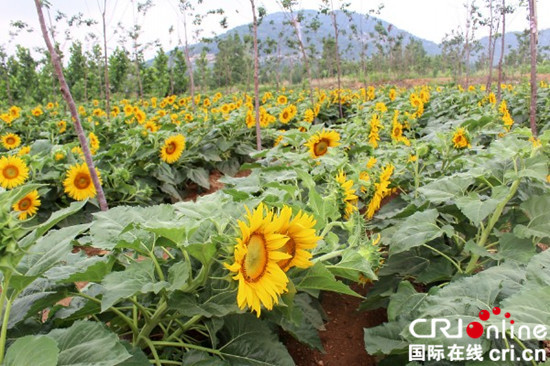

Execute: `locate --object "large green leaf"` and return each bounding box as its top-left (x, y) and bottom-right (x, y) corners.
top-left (417, 175), bottom-right (474, 204)
top-left (48, 321), bottom-right (131, 366)
top-left (389, 209), bottom-right (443, 254)
top-left (455, 192), bottom-right (500, 226)
top-left (514, 195), bottom-right (550, 240)
top-left (4, 335), bottom-right (59, 366)
top-left (188, 167), bottom-right (211, 189)
top-left (100, 260), bottom-right (159, 311)
top-left (364, 320), bottom-right (409, 355)
top-left (295, 262), bottom-right (361, 297)
top-left (326, 249), bottom-right (377, 282)
top-left (217, 314), bottom-right (295, 365)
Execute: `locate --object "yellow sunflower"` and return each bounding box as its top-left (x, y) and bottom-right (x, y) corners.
top-left (452, 128), bottom-right (471, 149)
top-left (0, 155), bottom-right (29, 189)
top-left (89, 132), bottom-right (100, 154)
top-left (1, 133), bottom-right (21, 150)
top-left (279, 108), bottom-right (291, 124)
top-left (277, 95), bottom-right (288, 105)
top-left (160, 135), bottom-right (186, 164)
top-left (336, 170), bottom-right (358, 219)
top-left (9, 106), bottom-right (21, 119)
top-left (225, 203), bottom-right (291, 317)
top-left (63, 163), bottom-right (101, 201)
top-left (304, 129), bottom-right (341, 158)
top-left (57, 120), bottom-right (67, 133)
top-left (12, 189), bottom-right (41, 220)
top-left (275, 206), bottom-right (321, 272)
top-left (31, 107), bottom-right (43, 117)
top-left (17, 146), bottom-right (31, 156)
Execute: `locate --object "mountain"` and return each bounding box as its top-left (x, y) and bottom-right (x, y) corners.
top-left (474, 28), bottom-right (550, 63)
top-left (188, 10), bottom-right (440, 61)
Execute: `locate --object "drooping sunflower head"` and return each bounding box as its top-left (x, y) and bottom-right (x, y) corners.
top-left (275, 206), bottom-right (321, 272)
top-left (160, 134), bottom-right (186, 164)
top-left (304, 129), bottom-right (341, 159)
top-left (1, 133), bottom-right (21, 150)
top-left (12, 189), bottom-right (41, 220)
top-left (89, 132), bottom-right (100, 153)
top-left (63, 163), bottom-right (101, 201)
top-left (225, 203), bottom-right (291, 317)
top-left (452, 128), bottom-right (471, 149)
top-left (0, 155), bottom-right (29, 189)
top-left (336, 170), bottom-right (358, 219)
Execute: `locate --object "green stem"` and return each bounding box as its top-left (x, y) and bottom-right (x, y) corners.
top-left (151, 341), bottom-right (221, 356)
top-left (0, 297), bottom-right (13, 364)
top-left (142, 337), bottom-right (162, 366)
top-left (422, 244), bottom-right (463, 274)
top-left (149, 360), bottom-right (180, 365)
top-left (313, 249), bottom-right (344, 263)
top-left (137, 300), bottom-right (168, 347)
top-left (465, 178), bottom-right (521, 274)
top-left (164, 314), bottom-right (203, 342)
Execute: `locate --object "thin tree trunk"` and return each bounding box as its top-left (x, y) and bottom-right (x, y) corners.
top-left (34, 0), bottom-right (108, 211)
top-left (4, 72), bottom-right (13, 105)
top-left (497, 0), bottom-right (505, 102)
top-left (249, 0), bottom-right (261, 151)
top-left (528, 0), bottom-right (538, 136)
top-left (290, 16), bottom-right (315, 107)
top-left (330, 1), bottom-right (343, 119)
top-left (486, 0), bottom-right (494, 91)
top-left (464, 1), bottom-right (471, 87)
top-left (101, 0), bottom-right (111, 122)
top-left (182, 8), bottom-right (195, 107)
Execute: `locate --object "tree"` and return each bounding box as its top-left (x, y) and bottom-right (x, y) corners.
top-left (66, 41), bottom-right (87, 100)
top-left (152, 47), bottom-right (170, 96)
top-left (527, 0), bottom-right (538, 136)
top-left (171, 47), bottom-right (188, 94)
top-left (109, 47), bottom-right (130, 95)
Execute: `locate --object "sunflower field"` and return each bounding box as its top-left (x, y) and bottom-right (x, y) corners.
top-left (0, 82), bottom-right (550, 365)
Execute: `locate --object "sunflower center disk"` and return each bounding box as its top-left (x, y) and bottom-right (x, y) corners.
top-left (6, 138), bottom-right (15, 144)
top-left (314, 140), bottom-right (329, 156)
top-left (75, 173), bottom-right (91, 189)
top-left (3, 165), bottom-right (19, 179)
top-left (243, 234), bottom-right (268, 282)
top-left (165, 142), bottom-right (177, 154)
top-left (278, 238), bottom-right (296, 270)
top-left (18, 198), bottom-right (31, 210)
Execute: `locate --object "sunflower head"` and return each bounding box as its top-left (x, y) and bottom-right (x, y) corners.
top-left (1, 133), bottom-right (21, 150)
top-left (63, 163), bottom-right (101, 201)
top-left (160, 135), bottom-right (186, 164)
top-left (452, 128), bottom-right (471, 149)
top-left (304, 129), bottom-right (341, 159)
top-left (336, 170), bottom-right (358, 219)
top-left (13, 190), bottom-right (41, 220)
top-left (225, 203), bottom-right (291, 317)
top-left (0, 156), bottom-right (29, 189)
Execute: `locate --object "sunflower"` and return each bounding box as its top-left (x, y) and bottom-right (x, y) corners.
top-left (0, 156), bottom-right (29, 189)
top-left (57, 120), bottom-right (67, 133)
top-left (63, 163), bottom-right (101, 201)
top-left (160, 135), bottom-right (186, 164)
top-left (89, 132), bottom-right (100, 154)
top-left (9, 106), bottom-right (21, 119)
top-left (275, 206), bottom-right (321, 272)
top-left (12, 190), bottom-right (41, 220)
top-left (54, 151), bottom-right (65, 161)
top-left (277, 95), bottom-right (288, 105)
top-left (1, 133), bottom-right (21, 150)
top-left (144, 121), bottom-right (160, 133)
top-left (336, 170), bottom-right (358, 219)
top-left (452, 128), bottom-right (471, 149)
top-left (225, 203), bottom-right (291, 317)
top-left (279, 108), bottom-right (291, 124)
top-left (17, 146), bottom-right (31, 156)
top-left (304, 109), bottom-right (314, 123)
top-left (304, 129), bottom-right (341, 158)
top-left (31, 107), bottom-right (43, 117)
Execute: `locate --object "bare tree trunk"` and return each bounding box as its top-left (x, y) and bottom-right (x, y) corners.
top-left (4, 72), bottom-right (13, 105)
top-left (486, 0), bottom-right (494, 91)
top-left (497, 0), bottom-right (505, 102)
top-left (289, 16), bottom-right (315, 107)
top-left (182, 9), bottom-right (196, 107)
top-left (528, 0), bottom-right (538, 136)
top-left (464, 1), bottom-right (471, 87)
top-left (330, 0), bottom-right (343, 119)
top-left (101, 0), bottom-right (111, 122)
top-left (34, 0), bottom-right (108, 211)
top-left (249, 0), bottom-right (261, 151)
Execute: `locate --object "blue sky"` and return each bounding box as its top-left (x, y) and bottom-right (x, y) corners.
top-left (0, 0), bottom-right (547, 59)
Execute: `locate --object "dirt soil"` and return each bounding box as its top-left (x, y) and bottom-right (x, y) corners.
top-left (285, 284), bottom-right (387, 366)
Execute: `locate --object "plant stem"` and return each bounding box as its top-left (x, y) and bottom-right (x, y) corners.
top-left (164, 314), bottom-right (202, 342)
top-left (137, 300), bottom-right (168, 347)
top-left (142, 337), bottom-right (162, 366)
top-left (422, 244), bottom-right (463, 274)
top-left (0, 297), bottom-right (13, 364)
top-left (313, 249), bottom-right (344, 263)
top-left (151, 341), bottom-right (221, 356)
top-left (465, 178), bottom-right (521, 274)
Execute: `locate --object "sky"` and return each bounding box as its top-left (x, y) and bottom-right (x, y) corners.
top-left (0, 0), bottom-right (548, 60)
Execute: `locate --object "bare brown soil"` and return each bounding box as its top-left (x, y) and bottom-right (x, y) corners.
top-left (285, 284), bottom-right (387, 366)
top-left (184, 169), bottom-right (251, 202)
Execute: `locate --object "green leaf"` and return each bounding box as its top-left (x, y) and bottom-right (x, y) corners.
top-left (218, 314), bottom-right (295, 365)
top-left (326, 249), bottom-right (377, 282)
top-left (4, 335), bottom-right (59, 366)
top-left (517, 155), bottom-right (548, 183)
top-left (363, 320), bottom-right (409, 355)
top-left (100, 260), bottom-right (156, 311)
top-left (48, 321), bottom-right (131, 366)
top-left (44, 252), bottom-right (114, 284)
top-left (455, 193), bottom-right (500, 226)
top-left (387, 281), bottom-right (428, 322)
top-left (19, 200), bottom-right (87, 249)
top-left (296, 262), bottom-right (361, 297)
top-left (418, 175), bottom-right (474, 204)
top-left (167, 261), bottom-right (190, 291)
top-left (188, 167), bottom-right (210, 189)
top-left (168, 290), bottom-right (240, 318)
top-left (389, 209), bottom-right (443, 255)
top-left (181, 350), bottom-right (229, 365)
top-left (187, 242), bottom-right (217, 264)
top-left (514, 195), bottom-right (550, 240)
